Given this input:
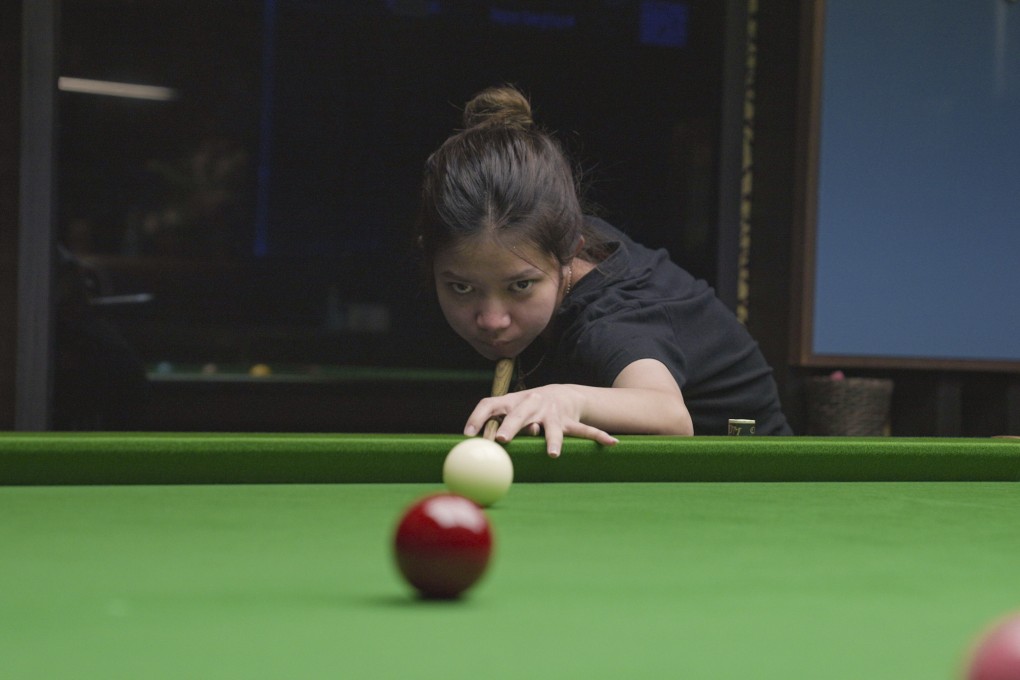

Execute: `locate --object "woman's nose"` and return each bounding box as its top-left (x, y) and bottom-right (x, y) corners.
top-left (476, 299), bottom-right (511, 331)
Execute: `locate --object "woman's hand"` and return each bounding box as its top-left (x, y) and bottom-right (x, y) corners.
top-left (463, 359), bottom-right (693, 457)
top-left (464, 385), bottom-right (619, 458)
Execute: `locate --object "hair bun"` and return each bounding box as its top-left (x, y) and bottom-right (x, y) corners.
top-left (463, 86), bottom-right (534, 129)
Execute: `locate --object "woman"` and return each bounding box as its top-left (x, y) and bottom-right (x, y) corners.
top-left (415, 86), bottom-right (792, 456)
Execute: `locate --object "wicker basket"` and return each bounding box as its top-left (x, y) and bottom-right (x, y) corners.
top-left (805, 376), bottom-right (894, 436)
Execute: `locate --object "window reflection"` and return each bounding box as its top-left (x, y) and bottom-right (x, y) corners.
top-left (54, 0), bottom-right (724, 429)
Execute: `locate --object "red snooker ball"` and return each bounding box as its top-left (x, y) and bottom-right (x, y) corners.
top-left (968, 613), bottom-right (1020, 680)
top-left (393, 494), bottom-right (493, 599)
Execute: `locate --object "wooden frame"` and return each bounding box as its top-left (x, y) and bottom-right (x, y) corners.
top-left (790, 0), bottom-right (1020, 374)
top-left (16, 0), bottom-right (58, 429)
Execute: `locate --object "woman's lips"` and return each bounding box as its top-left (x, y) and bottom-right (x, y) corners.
top-left (480, 339), bottom-right (517, 356)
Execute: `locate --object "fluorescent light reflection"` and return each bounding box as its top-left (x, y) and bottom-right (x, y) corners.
top-left (58, 76), bottom-right (178, 101)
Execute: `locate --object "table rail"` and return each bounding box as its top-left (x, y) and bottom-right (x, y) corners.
top-left (1, 434), bottom-right (1018, 485)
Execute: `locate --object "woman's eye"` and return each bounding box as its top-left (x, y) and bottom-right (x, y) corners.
top-left (449, 282), bottom-right (472, 295)
top-left (511, 280), bottom-right (534, 292)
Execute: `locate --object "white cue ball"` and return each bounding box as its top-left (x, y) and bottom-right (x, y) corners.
top-left (443, 438), bottom-right (514, 507)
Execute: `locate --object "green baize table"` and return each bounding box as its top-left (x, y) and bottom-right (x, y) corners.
top-left (1, 433), bottom-right (1019, 679)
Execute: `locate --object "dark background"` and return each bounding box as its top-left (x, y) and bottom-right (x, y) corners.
top-left (54, 0), bottom-right (724, 371)
top-left (2, 0), bottom-right (1018, 435)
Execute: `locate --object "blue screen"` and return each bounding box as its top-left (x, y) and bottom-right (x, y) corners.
top-left (812, 0), bottom-right (1020, 363)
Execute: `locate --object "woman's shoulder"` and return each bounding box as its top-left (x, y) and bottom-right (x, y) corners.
top-left (578, 215), bottom-right (704, 295)
top-left (582, 215), bottom-right (635, 248)
top-left (579, 215), bottom-right (654, 276)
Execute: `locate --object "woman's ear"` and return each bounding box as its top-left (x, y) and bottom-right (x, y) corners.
top-left (572, 235), bottom-right (586, 257)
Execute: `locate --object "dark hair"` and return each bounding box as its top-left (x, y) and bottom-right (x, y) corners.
top-left (416, 86), bottom-right (585, 275)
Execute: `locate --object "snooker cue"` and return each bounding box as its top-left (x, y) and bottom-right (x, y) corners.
top-left (482, 357), bottom-right (515, 440)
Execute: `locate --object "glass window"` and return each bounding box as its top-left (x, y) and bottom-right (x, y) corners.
top-left (54, 0), bottom-right (724, 427)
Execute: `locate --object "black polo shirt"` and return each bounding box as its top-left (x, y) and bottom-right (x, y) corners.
top-left (517, 217), bottom-right (792, 435)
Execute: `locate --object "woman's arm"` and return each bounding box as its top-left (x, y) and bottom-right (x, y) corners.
top-left (463, 358), bottom-right (693, 457)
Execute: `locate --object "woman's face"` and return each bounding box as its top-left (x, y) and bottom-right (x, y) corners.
top-left (433, 236), bottom-right (564, 361)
